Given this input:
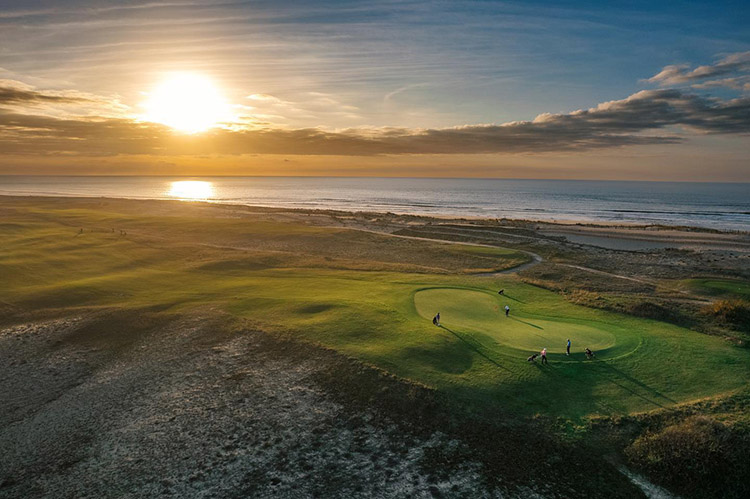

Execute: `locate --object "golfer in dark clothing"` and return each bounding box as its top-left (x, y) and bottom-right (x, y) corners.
top-left (504, 305), bottom-right (510, 317)
top-left (566, 339), bottom-right (571, 356)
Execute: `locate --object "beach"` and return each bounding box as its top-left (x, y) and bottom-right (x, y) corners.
top-left (2, 176), bottom-right (749, 232)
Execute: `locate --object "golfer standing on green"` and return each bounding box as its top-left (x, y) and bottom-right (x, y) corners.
top-left (566, 338), bottom-right (571, 356)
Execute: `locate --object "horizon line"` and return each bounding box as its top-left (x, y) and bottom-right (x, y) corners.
top-left (1, 174), bottom-right (749, 184)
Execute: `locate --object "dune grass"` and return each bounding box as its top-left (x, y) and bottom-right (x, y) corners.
top-left (2, 198), bottom-right (748, 421)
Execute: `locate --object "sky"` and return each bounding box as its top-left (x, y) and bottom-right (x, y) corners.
top-left (0, 0), bottom-right (748, 180)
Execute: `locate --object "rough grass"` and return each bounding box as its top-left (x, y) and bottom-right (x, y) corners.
top-left (2, 197), bottom-right (748, 424)
top-left (522, 262), bottom-right (750, 345)
top-left (625, 416), bottom-right (750, 498)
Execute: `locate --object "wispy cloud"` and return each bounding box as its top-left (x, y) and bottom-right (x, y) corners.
top-left (647, 51), bottom-right (750, 91)
top-left (4, 0), bottom-right (712, 129)
top-left (243, 92), bottom-right (361, 125)
top-left (0, 79), bottom-right (129, 120)
top-left (2, 80), bottom-right (748, 157)
top-left (383, 83), bottom-right (430, 102)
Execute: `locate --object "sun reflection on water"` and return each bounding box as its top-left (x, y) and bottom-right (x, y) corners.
top-left (167, 180), bottom-right (214, 200)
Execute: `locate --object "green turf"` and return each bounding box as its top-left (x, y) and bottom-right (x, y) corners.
top-left (2, 198), bottom-right (749, 420)
top-left (413, 287), bottom-right (625, 356)
top-left (678, 278), bottom-right (750, 300)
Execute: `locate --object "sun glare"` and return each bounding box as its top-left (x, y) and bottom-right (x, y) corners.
top-left (142, 73), bottom-right (232, 133)
top-left (167, 180), bottom-right (214, 200)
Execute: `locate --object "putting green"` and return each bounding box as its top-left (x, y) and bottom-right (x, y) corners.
top-left (414, 287), bottom-right (639, 359)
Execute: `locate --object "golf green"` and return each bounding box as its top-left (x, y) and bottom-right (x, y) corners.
top-left (414, 287), bottom-right (639, 360)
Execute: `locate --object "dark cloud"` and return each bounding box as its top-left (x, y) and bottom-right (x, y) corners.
top-left (1, 87), bottom-right (749, 157)
top-left (0, 80), bottom-right (91, 105)
top-left (647, 51), bottom-right (750, 88)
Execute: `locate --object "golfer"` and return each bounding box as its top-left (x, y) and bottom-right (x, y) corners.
top-left (566, 339), bottom-right (571, 356)
top-left (436, 312), bottom-right (441, 326)
top-left (505, 305), bottom-right (510, 317)
top-left (541, 347), bottom-right (548, 365)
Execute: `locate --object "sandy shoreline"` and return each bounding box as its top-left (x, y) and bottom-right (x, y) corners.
top-left (3, 193), bottom-right (749, 253)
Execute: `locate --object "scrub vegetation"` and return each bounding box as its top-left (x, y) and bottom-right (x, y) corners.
top-left (2, 196), bottom-right (748, 498)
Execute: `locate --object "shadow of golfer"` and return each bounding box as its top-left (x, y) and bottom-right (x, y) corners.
top-left (601, 363), bottom-right (676, 405)
top-left (502, 294), bottom-right (526, 304)
top-left (439, 325), bottom-right (512, 373)
top-left (509, 316), bottom-right (544, 330)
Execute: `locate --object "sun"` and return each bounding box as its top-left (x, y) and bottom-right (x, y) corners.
top-left (141, 73), bottom-right (233, 133)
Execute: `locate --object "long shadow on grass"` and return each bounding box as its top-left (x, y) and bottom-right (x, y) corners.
top-left (481, 360), bottom-right (662, 417)
top-left (439, 325), bottom-right (512, 373)
top-left (546, 359), bottom-right (674, 410)
top-left (501, 294), bottom-right (525, 304)
top-left (440, 327), bottom-right (675, 417)
top-left (509, 316), bottom-right (544, 330)
top-left (599, 362), bottom-right (676, 405)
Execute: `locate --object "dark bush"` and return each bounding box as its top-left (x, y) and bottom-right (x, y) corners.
top-left (705, 300), bottom-right (750, 332)
top-left (626, 417), bottom-right (750, 498)
top-left (627, 301), bottom-right (678, 322)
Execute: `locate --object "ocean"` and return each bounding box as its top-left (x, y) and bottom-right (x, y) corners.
top-left (1, 176), bottom-right (748, 232)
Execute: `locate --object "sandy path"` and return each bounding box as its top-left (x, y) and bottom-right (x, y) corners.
top-left (558, 263), bottom-right (712, 302)
top-left (357, 227), bottom-right (712, 301)
top-left (346, 227), bottom-right (544, 274)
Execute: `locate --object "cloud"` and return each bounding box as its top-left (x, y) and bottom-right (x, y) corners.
top-left (1, 82), bottom-right (749, 158)
top-left (383, 83), bottom-right (431, 102)
top-left (647, 51), bottom-right (750, 89)
top-left (244, 92), bottom-right (361, 125)
top-left (0, 79), bottom-right (129, 119)
top-left (692, 76), bottom-right (750, 92)
top-left (247, 93), bottom-right (283, 103)
top-left (0, 79), bottom-right (92, 105)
